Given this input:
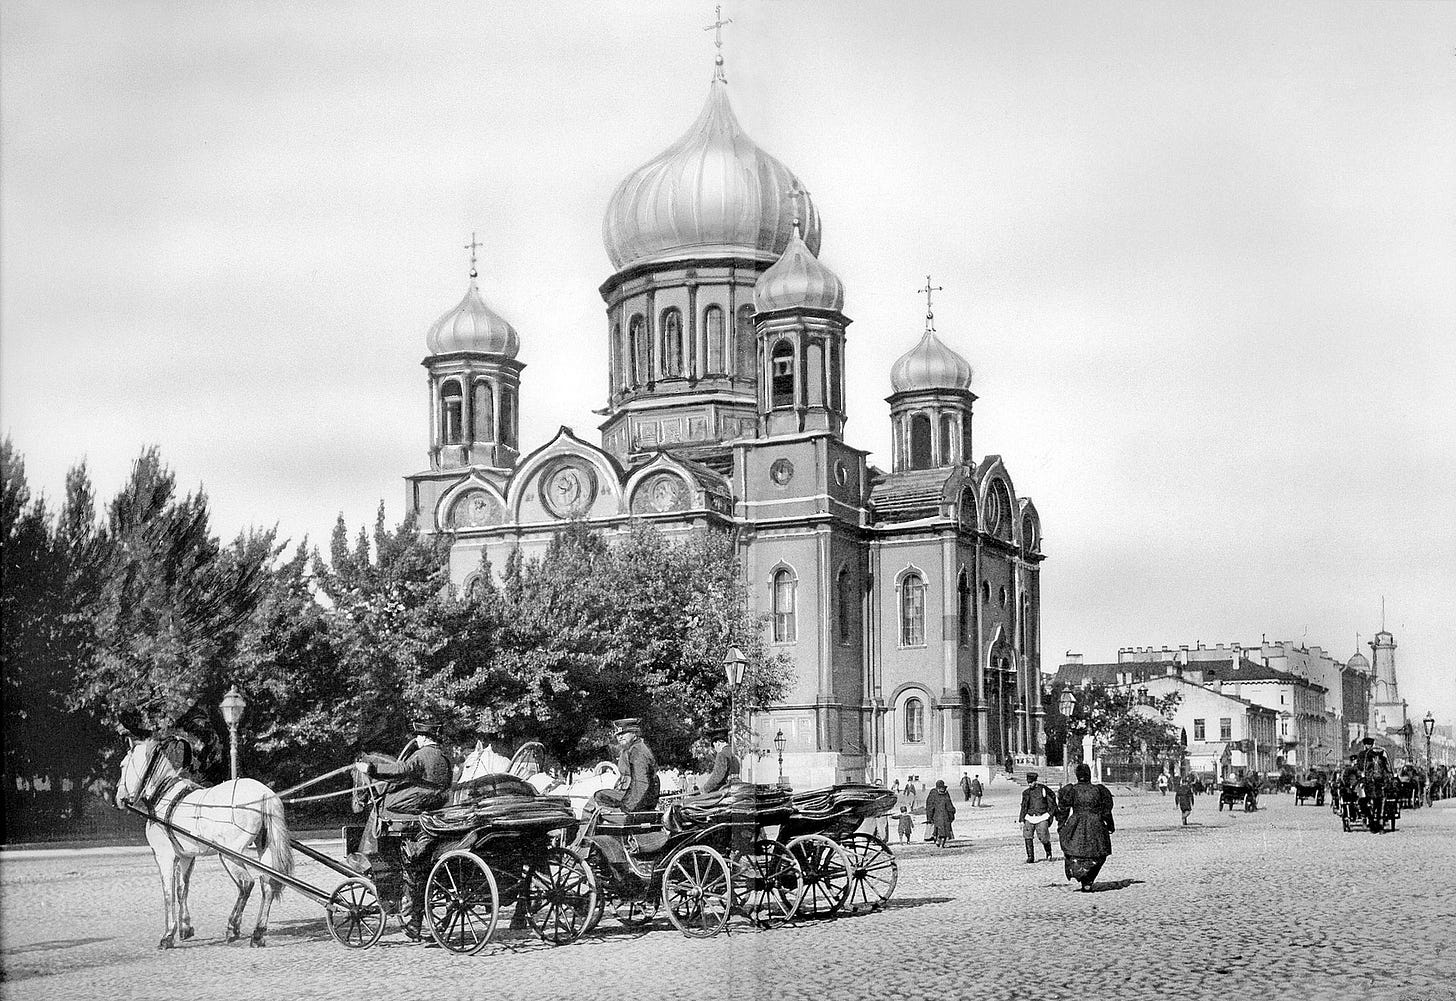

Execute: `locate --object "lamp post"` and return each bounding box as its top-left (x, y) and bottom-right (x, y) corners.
top-left (774, 729), bottom-right (787, 787)
top-left (722, 646), bottom-right (747, 756)
top-left (1058, 689), bottom-right (1077, 789)
top-left (219, 686), bottom-right (247, 781)
top-left (1424, 712), bottom-right (1436, 804)
top-left (1140, 738), bottom-right (1148, 789)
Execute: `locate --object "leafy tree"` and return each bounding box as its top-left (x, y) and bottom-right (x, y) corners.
top-left (1044, 680), bottom-right (1183, 768)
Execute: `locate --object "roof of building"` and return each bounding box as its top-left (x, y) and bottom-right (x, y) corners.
top-left (425, 278), bottom-right (520, 358)
top-left (754, 225), bottom-right (844, 313)
top-left (868, 467), bottom-right (956, 523)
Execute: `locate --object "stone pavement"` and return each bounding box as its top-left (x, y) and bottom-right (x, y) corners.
top-left (2, 789), bottom-right (1453, 1001)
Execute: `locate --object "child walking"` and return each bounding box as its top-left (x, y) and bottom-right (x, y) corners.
top-left (896, 805), bottom-right (914, 845)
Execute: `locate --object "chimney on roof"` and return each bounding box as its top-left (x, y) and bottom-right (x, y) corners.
top-left (1216, 643), bottom-right (1225, 650)
top-left (1065, 652), bottom-right (1083, 665)
top-left (1197, 641), bottom-right (1204, 650)
top-left (1176, 648), bottom-right (1190, 667)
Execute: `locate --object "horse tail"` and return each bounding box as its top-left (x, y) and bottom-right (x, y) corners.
top-left (258, 793), bottom-right (295, 881)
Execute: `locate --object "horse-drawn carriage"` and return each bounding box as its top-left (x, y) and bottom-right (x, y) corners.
top-left (1336, 741), bottom-right (1400, 833)
top-left (1292, 773), bottom-right (1325, 806)
top-left (1217, 779), bottom-right (1259, 812)
top-left (780, 784), bottom-right (899, 915)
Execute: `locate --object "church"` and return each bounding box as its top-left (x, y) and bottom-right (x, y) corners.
top-left (403, 48), bottom-right (1045, 788)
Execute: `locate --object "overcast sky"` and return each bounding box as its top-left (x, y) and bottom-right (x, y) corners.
top-left (4, 2), bottom-right (1454, 726)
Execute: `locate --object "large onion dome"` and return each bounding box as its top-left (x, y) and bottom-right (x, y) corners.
top-left (425, 279), bottom-right (520, 358)
top-left (602, 76), bottom-right (821, 272)
top-left (754, 226), bottom-right (843, 313)
top-left (889, 329), bottom-right (973, 393)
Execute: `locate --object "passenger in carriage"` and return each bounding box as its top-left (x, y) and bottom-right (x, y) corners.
top-left (698, 727), bottom-right (740, 795)
top-left (590, 718), bottom-right (661, 816)
top-left (353, 715), bottom-right (453, 941)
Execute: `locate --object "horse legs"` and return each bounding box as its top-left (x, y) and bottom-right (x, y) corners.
top-left (174, 855), bottom-right (197, 941)
top-left (144, 826), bottom-right (181, 949)
top-left (250, 875), bottom-right (283, 948)
top-left (221, 857), bottom-right (255, 943)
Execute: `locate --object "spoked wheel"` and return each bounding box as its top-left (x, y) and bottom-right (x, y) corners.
top-left (661, 845), bottom-right (734, 939)
top-left (325, 877), bottom-right (385, 949)
top-left (731, 840), bottom-right (803, 928)
top-left (524, 847), bottom-right (599, 946)
top-left (785, 834), bottom-right (852, 919)
top-left (425, 849), bottom-right (500, 955)
top-left (837, 833), bottom-right (899, 913)
top-left (580, 843), bottom-right (654, 932)
top-left (612, 896), bottom-right (659, 928)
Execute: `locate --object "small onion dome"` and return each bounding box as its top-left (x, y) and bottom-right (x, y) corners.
top-left (602, 76), bottom-right (821, 272)
top-left (754, 228), bottom-right (844, 313)
top-left (1346, 651), bottom-right (1370, 671)
top-left (890, 330), bottom-right (974, 393)
top-left (425, 280), bottom-right (519, 358)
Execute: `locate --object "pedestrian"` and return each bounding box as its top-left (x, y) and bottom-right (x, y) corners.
top-left (969, 775), bottom-right (983, 807)
top-left (1157, 772), bottom-right (1169, 796)
top-left (1175, 775), bottom-right (1195, 825)
top-left (905, 778), bottom-right (918, 809)
top-left (892, 778), bottom-right (901, 797)
top-left (960, 771), bottom-right (973, 802)
top-left (896, 805), bottom-right (914, 845)
top-left (1017, 770), bottom-right (1057, 864)
top-left (1056, 762), bottom-right (1115, 892)
top-left (925, 779), bottom-right (957, 847)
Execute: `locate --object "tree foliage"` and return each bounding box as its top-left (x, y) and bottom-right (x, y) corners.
top-left (1043, 680), bottom-right (1184, 765)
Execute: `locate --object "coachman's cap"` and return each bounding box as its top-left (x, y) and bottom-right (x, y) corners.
top-left (612, 718), bottom-right (643, 734)
top-left (706, 726), bottom-right (730, 742)
top-left (410, 716), bottom-right (445, 739)
top-left (1027, 771), bottom-right (1039, 781)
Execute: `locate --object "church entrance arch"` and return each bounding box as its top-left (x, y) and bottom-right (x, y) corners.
top-left (985, 641), bottom-right (1017, 766)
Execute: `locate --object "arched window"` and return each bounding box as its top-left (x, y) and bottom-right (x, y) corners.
top-left (961, 412), bottom-right (973, 462)
top-left (772, 569), bottom-right (797, 643)
top-left (957, 570), bottom-right (971, 647)
top-left (904, 697), bottom-right (925, 744)
top-left (1021, 513), bottom-right (1037, 553)
top-left (705, 305), bottom-right (726, 374)
top-left (806, 341), bottom-right (825, 407)
top-left (837, 568), bottom-right (854, 646)
top-left (629, 315), bottom-right (649, 385)
top-left (900, 572), bottom-right (925, 646)
top-left (440, 379), bottom-right (463, 445)
top-left (770, 340), bottom-right (795, 409)
top-left (828, 339), bottom-right (841, 412)
top-left (661, 308), bottom-right (683, 377)
top-left (735, 305), bottom-right (756, 378)
top-left (981, 580), bottom-right (991, 605)
top-left (939, 414), bottom-right (956, 464)
top-left (471, 380), bottom-right (494, 441)
top-left (612, 322), bottom-right (627, 390)
top-left (909, 413), bottom-right (932, 469)
top-left (499, 386), bottom-right (516, 447)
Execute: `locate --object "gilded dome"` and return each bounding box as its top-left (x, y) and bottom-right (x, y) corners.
top-left (1346, 651), bottom-right (1370, 672)
top-left (754, 228), bottom-right (843, 313)
top-left (890, 330), bottom-right (973, 394)
top-left (425, 279), bottom-right (520, 358)
top-left (602, 77), bottom-right (821, 272)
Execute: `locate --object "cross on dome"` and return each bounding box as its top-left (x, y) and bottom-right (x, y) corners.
top-left (787, 183), bottom-right (808, 236)
top-left (704, 5), bottom-right (732, 81)
top-left (464, 231), bottom-right (483, 279)
top-left (917, 275), bottom-right (944, 333)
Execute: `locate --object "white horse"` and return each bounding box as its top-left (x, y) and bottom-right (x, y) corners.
top-left (116, 738), bottom-right (294, 949)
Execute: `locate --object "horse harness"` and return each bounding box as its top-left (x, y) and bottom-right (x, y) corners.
top-left (130, 740), bottom-right (207, 855)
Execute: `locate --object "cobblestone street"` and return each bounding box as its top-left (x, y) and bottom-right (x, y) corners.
top-left (3, 788), bottom-right (1453, 1001)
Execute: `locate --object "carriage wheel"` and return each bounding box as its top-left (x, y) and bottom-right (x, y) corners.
top-left (325, 877), bottom-right (385, 949)
top-left (580, 843), bottom-right (654, 932)
top-left (612, 896), bottom-right (659, 928)
top-left (425, 849), bottom-right (500, 955)
top-left (837, 833), bottom-right (899, 913)
top-left (785, 834), bottom-right (852, 920)
top-left (524, 847), bottom-right (598, 946)
top-left (731, 840), bottom-right (803, 928)
top-left (661, 845), bottom-right (733, 939)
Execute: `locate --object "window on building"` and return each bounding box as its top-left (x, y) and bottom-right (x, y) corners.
top-left (1193, 719), bottom-right (1206, 741)
top-left (771, 341), bottom-right (795, 408)
top-left (612, 322), bottom-right (625, 389)
top-left (1219, 717), bottom-right (1232, 741)
top-left (735, 305), bottom-right (756, 378)
top-left (904, 697), bottom-right (925, 744)
top-left (1281, 721), bottom-right (1288, 737)
top-left (836, 568), bottom-right (854, 646)
top-left (661, 308), bottom-right (683, 377)
top-left (957, 570), bottom-right (971, 647)
top-left (499, 386), bottom-right (516, 447)
top-left (772, 569), bottom-right (796, 643)
top-left (900, 572), bottom-right (925, 646)
top-left (828, 339), bottom-right (841, 412)
top-left (909, 413), bottom-right (932, 469)
top-left (961, 412), bottom-right (973, 462)
top-left (629, 315), bottom-right (649, 385)
top-left (981, 580), bottom-right (991, 605)
top-left (939, 414), bottom-right (956, 464)
top-left (471, 380), bottom-right (494, 441)
top-left (705, 306), bottom-right (725, 374)
top-left (440, 379), bottom-right (463, 445)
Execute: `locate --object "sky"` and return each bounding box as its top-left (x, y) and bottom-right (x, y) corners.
top-left (3, 2), bottom-right (1454, 725)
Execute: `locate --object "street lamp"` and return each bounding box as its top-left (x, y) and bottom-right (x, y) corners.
top-left (219, 686), bottom-right (247, 781)
top-left (1138, 685), bottom-right (1148, 706)
top-left (1424, 712), bottom-right (1436, 804)
top-left (722, 646), bottom-right (747, 756)
top-left (774, 729), bottom-right (787, 787)
top-left (1058, 689), bottom-right (1077, 788)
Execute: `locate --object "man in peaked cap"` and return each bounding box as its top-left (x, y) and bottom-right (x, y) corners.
top-left (591, 718), bottom-right (660, 815)
top-left (699, 726), bottom-right (740, 795)
top-left (355, 714), bottom-right (453, 940)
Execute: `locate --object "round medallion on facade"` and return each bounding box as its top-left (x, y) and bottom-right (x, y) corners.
top-left (633, 472), bottom-right (689, 514)
top-left (770, 459), bottom-right (794, 486)
top-left (541, 460), bottom-right (598, 518)
top-left (447, 489), bottom-right (503, 529)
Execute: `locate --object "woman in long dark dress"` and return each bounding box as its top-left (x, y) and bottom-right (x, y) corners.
top-left (924, 779), bottom-right (957, 846)
top-left (1056, 762), bottom-right (1114, 891)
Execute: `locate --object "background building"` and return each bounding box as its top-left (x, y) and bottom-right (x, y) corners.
top-left (403, 53), bottom-right (1045, 787)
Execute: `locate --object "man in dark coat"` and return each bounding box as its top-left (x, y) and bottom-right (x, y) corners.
top-left (924, 779), bottom-right (956, 847)
top-left (591, 718), bottom-right (660, 814)
top-left (959, 772), bottom-right (973, 801)
top-left (1018, 771), bottom-right (1057, 863)
top-left (699, 727), bottom-right (740, 794)
top-left (354, 715), bottom-right (453, 939)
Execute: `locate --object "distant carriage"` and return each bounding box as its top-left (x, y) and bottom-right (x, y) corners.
top-left (1292, 773), bottom-right (1325, 806)
top-left (1217, 779), bottom-right (1258, 812)
top-left (1336, 743), bottom-right (1400, 833)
